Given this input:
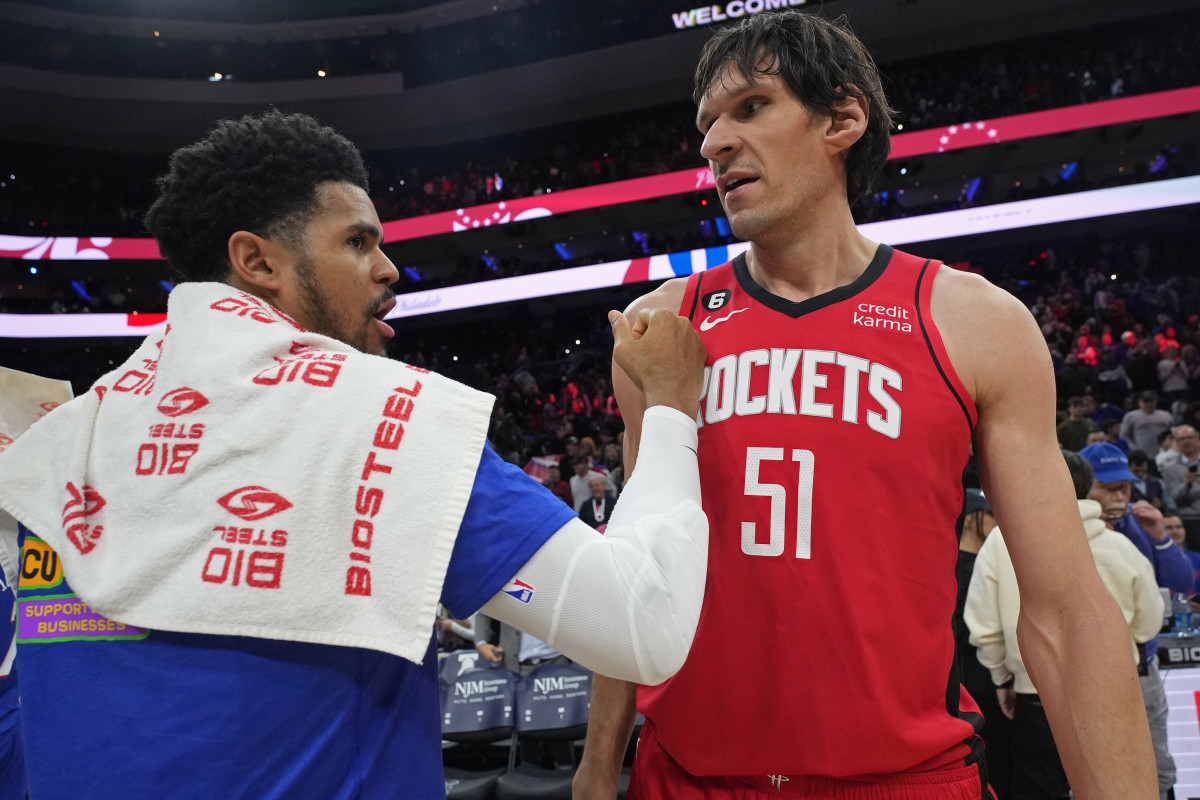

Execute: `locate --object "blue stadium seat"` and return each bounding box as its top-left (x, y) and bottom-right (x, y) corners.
top-left (495, 662), bottom-right (593, 800)
top-left (441, 666), bottom-right (519, 799)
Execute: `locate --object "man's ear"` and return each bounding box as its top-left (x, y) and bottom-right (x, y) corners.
top-left (227, 230), bottom-right (285, 292)
top-left (825, 90), bottom-right (869, 156)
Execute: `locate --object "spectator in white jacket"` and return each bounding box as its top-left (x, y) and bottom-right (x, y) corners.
top-left (965, 449), bottom-right (1163, 800)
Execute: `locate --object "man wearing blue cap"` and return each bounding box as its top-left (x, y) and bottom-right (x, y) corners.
top-left (1080, 441), bottom-right (1193, 800)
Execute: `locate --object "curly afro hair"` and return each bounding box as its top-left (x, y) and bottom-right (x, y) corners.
top-left (693, 11), bottom-right (897, 201)
top-left (144, 109), bottom-right (369, 282)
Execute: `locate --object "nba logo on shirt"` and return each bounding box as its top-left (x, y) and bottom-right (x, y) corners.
top-left (502, 578), bottom-right (534, 604)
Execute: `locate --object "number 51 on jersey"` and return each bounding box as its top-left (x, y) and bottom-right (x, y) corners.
top-left (742, 447), bottom-right (814, 559)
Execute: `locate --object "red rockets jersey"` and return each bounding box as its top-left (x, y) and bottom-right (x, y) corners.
top-left (637, 244), bottom-right (982, 778)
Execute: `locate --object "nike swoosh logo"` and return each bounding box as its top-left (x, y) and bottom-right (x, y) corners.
top-left (699, 307), bottom-right (748, 331)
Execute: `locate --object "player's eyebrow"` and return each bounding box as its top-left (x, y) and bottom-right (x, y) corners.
top-left (696, 81), bottom-right (760, 133)
top-left (347, 221), bottom-right (383, 245)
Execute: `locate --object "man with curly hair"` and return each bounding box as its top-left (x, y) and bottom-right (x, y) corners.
top-left (0, 110), bottom-right (711, 798)
top-left (576, 10), bottom-right (1156, 800)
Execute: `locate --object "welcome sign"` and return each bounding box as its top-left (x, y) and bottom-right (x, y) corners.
top-left (670, 0), bottom-right (811, 30)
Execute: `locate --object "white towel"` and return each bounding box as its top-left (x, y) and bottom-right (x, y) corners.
top-left (0, 283), bottom-right (494, 663)
top-left (0, 366), bottom-right (74, 455)
top-left (0, 366), bottom-right (75, 590)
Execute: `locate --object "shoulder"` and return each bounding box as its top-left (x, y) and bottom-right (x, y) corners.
top-left (928, 265), bottom-right (1046, 411)
top-left (624, 276), bottom-right (691, 318)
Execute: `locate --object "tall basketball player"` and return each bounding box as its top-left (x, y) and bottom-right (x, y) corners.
top-left (575, 11), bottom-right (1156, 800)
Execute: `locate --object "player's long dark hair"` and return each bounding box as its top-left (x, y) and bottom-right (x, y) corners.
top-left (144, 109), bottom-right (368, 282)
top-left (693, 10), bottom-right (897, 201)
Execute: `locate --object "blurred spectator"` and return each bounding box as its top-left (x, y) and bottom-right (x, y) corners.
top-left (1093, 350), bottom-right (1132, 405)
top-left (1088, 395), bottom-right (1127, 429)
top-left (1156, 429), bottom-right (1180, 474)
top-left (543, 464), bottom-right (574, 508)
top-left (568, 455), bottom-right (615, 512)
top-left (965, 448), bottom-right (1163, 800)
top-left (1158, 345), bottom-right (1189, 406)
top-left (1057, 396), bottom-right (1097, 452)
top-left (557, 437), bottom-right (581, 477)
top-left (1080, 442), bottom-right (1191, 799)
top-left (1182, 344), bottom-right (1200, 396)
top-left (1054, 353), bottom-right (1092, 400)
top-left (1164, 515), bottom-right (1200, 592)
top-left (1121, 391), bottom-right (1175, 456)
top-left (490, 412), bottom-right (524, 465)
top-left (1161, 426), bottom-right (1200, 540)
top-left (601, 443), bottom-right (624, 491)
top-left (579, 477), bottom-right (616, 532)
top-left (952, 489), bottom-right (1010, 799)
top-left (435, 608), bottom-right (476, 653)
top-left (473, 613), bottom-right (568, 675)
top-left (577, 436), bottom-right (600, 465)
top-left (1087, 418), bottom-right (1128, 452)
top-left (1129, 450), bottom-right (1174, 514)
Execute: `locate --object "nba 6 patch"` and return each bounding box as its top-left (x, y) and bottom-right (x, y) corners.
top-left (701, 289), bottom-right (731, 312)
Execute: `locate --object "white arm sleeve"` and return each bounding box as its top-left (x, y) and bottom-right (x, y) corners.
top-left (478, 406), bottom-right (706, 685)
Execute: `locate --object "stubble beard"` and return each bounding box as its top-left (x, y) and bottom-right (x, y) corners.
top-left (294, 255), bottom-right (372, 354)
top-left (724, 185), bottom-right (805, 248)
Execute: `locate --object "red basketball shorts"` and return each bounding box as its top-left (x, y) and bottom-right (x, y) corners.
top-left (628, 719), bottom-right (994, 800)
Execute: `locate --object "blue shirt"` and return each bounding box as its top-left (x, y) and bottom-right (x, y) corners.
top-left (15, 442), bottom-right (574, 799)
top-left (0, 580), bottom-right (23, 800)
top-left (1184, 549), bottom-right (1200, 595)
top-left (1113, 512), bottom-right (1194, 658)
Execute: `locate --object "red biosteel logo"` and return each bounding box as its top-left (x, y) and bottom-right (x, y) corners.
top-left (218, 487), bottom-right (293, 521)
top-left (62, 482), bottom-right (106, 525)
top-left (157, 388), bottom-right (210, 417)
top-left (62, 482), bottom-right (106, 554)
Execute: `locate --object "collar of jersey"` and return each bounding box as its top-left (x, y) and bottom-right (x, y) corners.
top-left (731, 243), bottom-right (893, 319)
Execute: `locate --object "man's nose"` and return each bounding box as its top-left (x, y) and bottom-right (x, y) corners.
top-left (375, 252), bottom-right (400, 285)
top-left (700, 117), bottom-right (738, 163)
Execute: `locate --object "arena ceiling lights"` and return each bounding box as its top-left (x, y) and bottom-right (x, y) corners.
top-left (2, 175), bottom-right (1198, 338)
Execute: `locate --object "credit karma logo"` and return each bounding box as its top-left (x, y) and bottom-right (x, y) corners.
top-left (218, 486), bottom-right (293, 521)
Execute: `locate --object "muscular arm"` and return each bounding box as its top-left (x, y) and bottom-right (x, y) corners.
top-left (934, 268), bottom-right (1156, 800)
top-left (479, 304), bottom-right (705, 686)
top-left (479, 406), bottom-right (705, 683)
top-left (576, 278), bottom-right (691, 800)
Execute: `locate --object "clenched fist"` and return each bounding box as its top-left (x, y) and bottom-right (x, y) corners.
top-left (610, 307), bottom-right (706, 420)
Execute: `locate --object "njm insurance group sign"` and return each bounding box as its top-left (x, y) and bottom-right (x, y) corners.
top-left (670, 0), bottom-right (811, 29)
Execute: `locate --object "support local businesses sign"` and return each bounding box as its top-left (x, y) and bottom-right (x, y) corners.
top-left (671, 0), bottom-right (810, 30)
